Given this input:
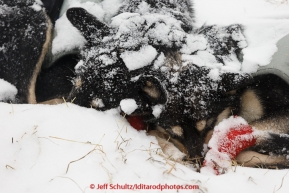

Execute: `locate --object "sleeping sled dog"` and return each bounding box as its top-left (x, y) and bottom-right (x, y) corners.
top-left (1, 0), bottom-right (289, 170)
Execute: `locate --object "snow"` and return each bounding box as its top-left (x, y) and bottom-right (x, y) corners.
top-left (152, 104), bottom-right (164, 118)
top-left (30, 2), bottom-right (42, 11)
top-left (91, 98), bottom-right (105, 108)
top-left (194, 0), bottom-right (289, 73)
top-left (1, 0), bottom-right (289, 192)
top-left (1, 103), bottom-right (289, 192)
top-left (0, 103), bottom-right (206, 193)
top-left (120, 99), bottom-right (138, 114)
top-left (120, 45), bottom-right (158, 71)
top-left (0, 79), bottom-right (17, 102)
top-left (52, 0), bottom-right (111, 57)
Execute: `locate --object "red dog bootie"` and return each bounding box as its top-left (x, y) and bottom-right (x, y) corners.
top-left (126, 115), bottom-right (147, 131)
top-left (201, 116), bottom-right (257, 175)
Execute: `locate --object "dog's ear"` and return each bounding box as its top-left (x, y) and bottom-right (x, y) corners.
top-left (66, 7), bottom-right (110, 42)
top-left (218, 72), bottom-right (252, 93)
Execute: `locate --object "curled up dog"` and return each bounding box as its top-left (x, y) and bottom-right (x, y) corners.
top-left (1, 0), bottom-right (289, 174)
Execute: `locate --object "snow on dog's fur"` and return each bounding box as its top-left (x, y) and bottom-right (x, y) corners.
top-left (64, 0), bottom-right (251, 161)
top-left (0, 0), bottom-right (52, 104)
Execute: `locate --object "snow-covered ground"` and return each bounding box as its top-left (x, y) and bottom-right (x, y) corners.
top-left (1, 0), bottom-right (289, 192)
top-left (2, 103), bottom-right (289, 193)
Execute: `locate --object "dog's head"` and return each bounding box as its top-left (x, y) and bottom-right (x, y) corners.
top-left (65, 6), bottom-right (189, 113)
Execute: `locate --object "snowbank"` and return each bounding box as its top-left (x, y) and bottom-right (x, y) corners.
top-left (1, 103), bottom-right (289, 193)
top-left (194, 0), bottom-right (289, 73)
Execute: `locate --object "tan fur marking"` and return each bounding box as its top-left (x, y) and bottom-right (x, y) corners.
top-left (28, 10), bottom-right (52, 104)
top-left (169, 138), bottom-right (188, 154)
top-left (151, 126), bottom-right (188, 154)
top-left (215, 107), bottom-right (231, 126)
top-left (240, 89), bottom-right (264, 123)
top-left (146, 80), bottom-right (153, 87)
top-left (155, 125), bottom-right (167, 134)
top-left (225, 90), bottom-right (237, 95)
top-left (155, 137), bottom-right (186, 161)
top-left (206, 117), bottom-right (215, 128)
top-left (236, 150), bottom-right (289, 167)
top-left (164, 51), bottom-right (182, 69)
top-left (196, 120), bottom-right (206, 132)
top-left (251, 115), bottom-right (289, 133)
top-left (75, 77), bottom-right (82, 89)
top-left (148, 129), bottom-right (187, 161)
top-left (142, 81), bottom-right (161, 99)
top-left (171, 125), bottom-right (183, 137)
top-left (38, 98), bottom-right (64, 105)
top-left (204, 108), bottom-right (232, 144)
top-left (204, 130), bottom-right (213, 144)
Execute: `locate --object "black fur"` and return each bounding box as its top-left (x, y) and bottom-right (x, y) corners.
top-left (0, 1), bottom-right (51, 103)
top-left (118, 0), bottom-right (194, 33)
top-left (36, 54), bottom-right (79, 102)
top-left (66, 8), bottom-right (110, 43)
top-left (42, 0), bottom-right (64, 25)
top-left (64, 2), bottom-right (250, 160)
top-left (246, 74), bottom-right (289, 115)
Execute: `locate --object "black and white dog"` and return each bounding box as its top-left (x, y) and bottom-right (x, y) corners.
top-left (1, 0), bottom-right (289, 170)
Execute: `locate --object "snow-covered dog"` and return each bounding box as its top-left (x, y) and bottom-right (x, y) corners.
top-left (0, 0), bottom-right (251, 163)
top-left (62, 0), bottom-right (250, 160)
top-left (3, 0), bottom-right (289, 172)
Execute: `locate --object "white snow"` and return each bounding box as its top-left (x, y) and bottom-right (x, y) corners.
top-left (208, 68), bottom-right (220, 81)
top-left (74, 59), bottom-right (84, 72)
top-left (194, 0), bottom-right (289, 73)
top-left (152, 104), bottom-right (164, 118)
top-left (120, 45), bottom-right (158, 71)
top-left (0, 79), bottom-right (17, 102)
top-left (52, 13), bottom-right (86, 56)
top-left (180, 34), bottom-right (207, 54)
top-left (120, 99), bottom-right (138, 115)
top-left (52, 0), bottom-right (110, 56)
top-left (0, 103), bottom-right (206, 193)
top-left (1, 103), bottom-right (289, 192)
top-left (30, 2), bottom-right (42, 12)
